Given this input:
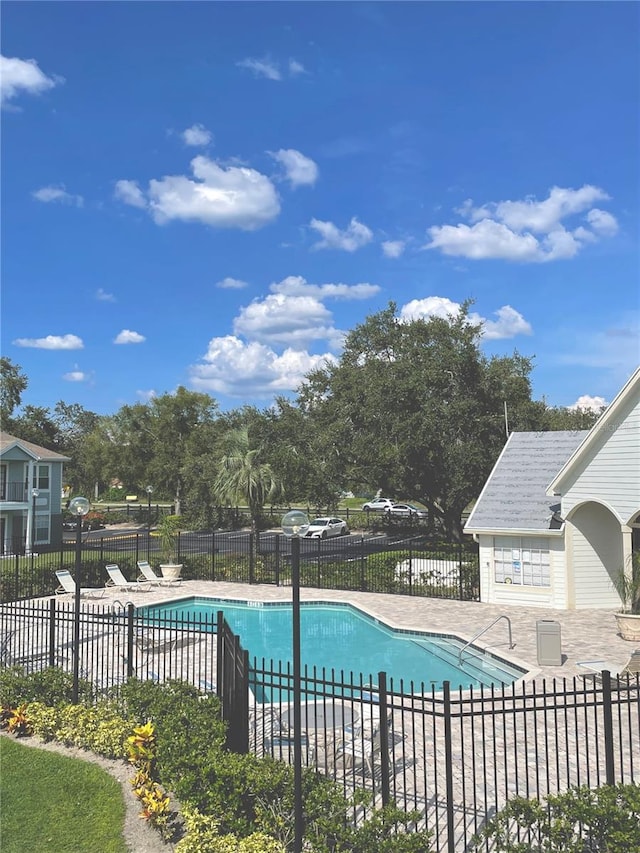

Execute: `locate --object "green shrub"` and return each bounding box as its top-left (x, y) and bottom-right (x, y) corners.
top-left (475, 783), bottom-right (640, 852)
top-left (176, 805), bottom-right (285, 853)
top-left (54, 701), bottom-right (133, 758)
top-left (24, 701), bottom-right (59, 741)
top-left (0, 665), bottom-right (92, 707)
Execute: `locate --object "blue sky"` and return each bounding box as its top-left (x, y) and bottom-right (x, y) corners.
top-left (2, 1), bottom-right (638, 416)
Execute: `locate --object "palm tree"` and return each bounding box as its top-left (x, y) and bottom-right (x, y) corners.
top-left (213, 426), bottom-right (283, 539)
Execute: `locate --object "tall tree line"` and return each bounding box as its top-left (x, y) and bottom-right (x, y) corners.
top-left (0, 306), bottom-right (602, 537)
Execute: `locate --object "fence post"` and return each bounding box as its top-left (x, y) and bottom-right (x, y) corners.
top-left (378, 671), bottom-right (390, 806)
top-left (458, 542), bottom-right (464, 600)
top-left (602, 670), bottom-right (616, 785)
top-left (212, 531), bottom-right (216, 581)
top-left (239, 647), bottom-right (250, 754)
top-left (443, 681), bottom-right (455, 853)
top-left (275, 534), bottom-right (280, 586)
top-left (126, 604), bottom-right (135, 679)
top-left (216, 610), bottom-right (224, 700)
top-left (249, 534), bottom-right (254, 584)
top-left (48, 597), bottom-right (56, 667)
top-left (360, 537), bottom-right (366, 590)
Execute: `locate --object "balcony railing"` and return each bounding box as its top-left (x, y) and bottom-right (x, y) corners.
top-left (0, 482), bottom-right (28, 502)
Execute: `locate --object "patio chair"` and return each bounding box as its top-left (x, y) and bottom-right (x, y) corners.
top-left (54, 570), bottom-right (99, 598)
top-left (577, 650), bottom-right (640, 680)
top-left (258, 708), bottom-right (314, 763)
top-left (105, 564), bottom-right (144, 592)
top-left (137, 560), bottom-right (181, 586)
top-left (335, 729), bottom-right (387, 775)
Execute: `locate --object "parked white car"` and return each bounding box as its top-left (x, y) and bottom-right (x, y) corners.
top-left (389, 503), bottom-right (428, 519)
top-left (361, 498), bottom-right (395, 512)
top-left (304, 517), bottom-right (350, 539)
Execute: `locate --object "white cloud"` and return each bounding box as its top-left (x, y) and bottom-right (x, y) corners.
top-left (115, 156), bottom-right (280, 230)
top-left (13, 334), bottom-right (83, 350)
top-left (96, 288), bottom-right (116, 302)
top-left (400, 296), bottom-right (471, 323)
top-left (182, 124), bottom-right (212, 147)
top-left (586, 208), bottom-right (618, 236)
top-left (271, 274), bottom-right (379, 300)
top-left (399, 296), bottom-right (532, 339)
top-left (216, 277), bottom-right (248, 289)
top-left (288, 59), bottom-right (306, 76)
top-left (269, 149), bottom-right (318, 187)
top-left (190, 336), bottom-right (334, 397)
top-left (137, 389), bottom-right (157, 402)
top-left (482, 305), bottom-right (533, 340)
top-left (32, 185), bottom-right (84, 207)
top-left (472, 185), bottom-right (609, 232)
top-left (236, 57), bottom-right (282, 80)
top-left (0, 54), bottom-right (61, 105)
top-left (426, 185), bottom-right (618, 262)
top-left (234, 293), bottom-right (336, 347)
top-left (427, 219), bottom-right (548, 261)
top-left (63, 369), bottom-right (88, 382)
top-left (114, 179), bottom-right (147, 208)
top-left (114, 329), bottom-right (145, 344)
top-left (310, 216), bottom-right (373, 252)
top-left (568, 394), bottom-right (608, 412)
top-left (381, 240), bottom-right (406, 258)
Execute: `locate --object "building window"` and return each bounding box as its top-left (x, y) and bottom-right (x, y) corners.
top-left (494, 536), bottom-right (550, 587)
top-left (34, 513), bottom-right (49, 545)
top-left (32, 465), bottom-right (50, 491)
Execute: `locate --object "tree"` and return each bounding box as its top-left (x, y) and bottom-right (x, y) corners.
top-left (213, 425), bottom-right (283, 538)
top-left (106, 388), bottom-right (219, 511)
top-left (250, 400), bottom-right (343, 510)
top-left (0, 357), bottom-right (27, 427)
top-left (10, 405), bottom-right (61, 449)
top-left (296, 303), bottom-right (539, 539)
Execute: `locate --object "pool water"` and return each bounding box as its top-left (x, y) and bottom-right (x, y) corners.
top-left (140, 597), bottom-right (525, 691)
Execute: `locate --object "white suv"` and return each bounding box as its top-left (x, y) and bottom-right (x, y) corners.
top-left (361, 497), bottom-right (395, 512)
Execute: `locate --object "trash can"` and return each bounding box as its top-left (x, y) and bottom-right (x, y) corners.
top-left (536, 620), bottom-right (562, 666)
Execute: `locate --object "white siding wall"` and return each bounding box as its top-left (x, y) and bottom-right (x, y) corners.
top-left (561, 390), bottom-right (640, 524)
top-left (478, 534), bottom-right (567, 608)
top-left (568, 503), bottom-right (623, 609)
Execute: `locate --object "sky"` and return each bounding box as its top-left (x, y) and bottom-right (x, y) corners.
top-left (2, 1), bottom-right (639, 418)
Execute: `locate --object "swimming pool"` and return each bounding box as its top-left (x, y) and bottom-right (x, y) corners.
top-left (140, 596), bottom-right (526, 691)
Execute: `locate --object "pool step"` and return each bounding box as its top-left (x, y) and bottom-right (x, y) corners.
top-left (410, 637), bottom-right (522, 688)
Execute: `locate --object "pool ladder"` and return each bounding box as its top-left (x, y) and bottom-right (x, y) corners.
top-left (111, 598), bottom-right (136, 614)
top-left (458, 615), bottom-right (514, 665)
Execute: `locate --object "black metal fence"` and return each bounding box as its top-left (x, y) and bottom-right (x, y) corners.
top-left (0, 530), bottom-right (480, 603)
top-left (1, 598), bottom-right (638, 852)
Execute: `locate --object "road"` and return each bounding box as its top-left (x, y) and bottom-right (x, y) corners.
top-left (67, 526), bottom-right (397, 559)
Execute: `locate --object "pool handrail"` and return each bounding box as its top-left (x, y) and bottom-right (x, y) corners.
top-left (458, 615), bottom-right (514, 666)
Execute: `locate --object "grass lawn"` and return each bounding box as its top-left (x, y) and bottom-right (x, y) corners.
top-left (0, 736), bottom-right (127, 853)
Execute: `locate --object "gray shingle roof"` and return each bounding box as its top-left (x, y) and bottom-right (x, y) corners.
top-left (0, 431), bottom-right (70, 461)
top-left (465, 431), bottom-right (589, 532)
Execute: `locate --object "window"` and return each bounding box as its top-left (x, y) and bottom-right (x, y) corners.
top-left (494, 536), bottom-right (550, 587)
top-left (34, 513), bottom-right (50, 545)
top-left (32, 465), bottom-right (50, 491)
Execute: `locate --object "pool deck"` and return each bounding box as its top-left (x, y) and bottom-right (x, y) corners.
top-left (86, 580), bottom-right (636, 683)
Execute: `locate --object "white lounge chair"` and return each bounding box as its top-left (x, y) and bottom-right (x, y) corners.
top-left (55, 570), bottom-right (98, 598)
top-left (577, 650), bottom-right (640, 680)
top-left (105, 564), bottom-right (145, 592)
top-left (137, 560), bottom-right (181, 586)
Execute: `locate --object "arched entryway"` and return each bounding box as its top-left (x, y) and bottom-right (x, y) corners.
top-left (565, 500), bottom-right (624, 609)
